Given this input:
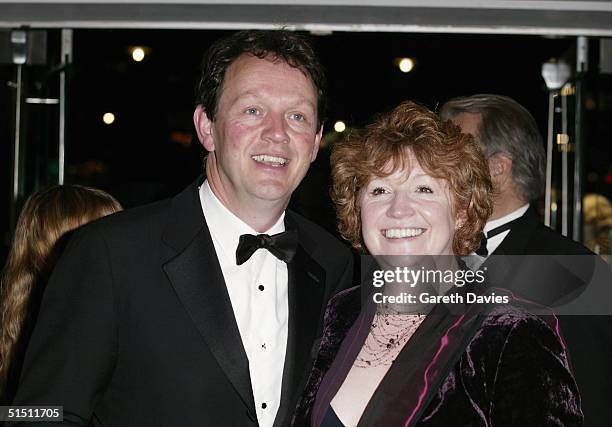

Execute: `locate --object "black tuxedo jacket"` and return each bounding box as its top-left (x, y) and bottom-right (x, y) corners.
top-left (489, 206), bottom-right (592, 257)
top-left (11, 178), bottom-right (353, 426)
top-left (483, 206), bottom-right (612, 427)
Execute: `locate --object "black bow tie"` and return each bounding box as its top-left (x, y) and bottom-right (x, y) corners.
top-left (235, 230), bottom-right (298, 265)
top-left (475, 216), bottom-right (523, 257)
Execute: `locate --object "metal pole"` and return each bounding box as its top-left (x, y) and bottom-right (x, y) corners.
top-left (8, 29), bottom-right (27, 233)
top-left (10, 29), bottom-right (27, 210)
top-left (12, 65), bottom-right (23, 202)
top-left (573, 36), bottom-right (588, 242)
top-left (9, 63), bottom-right (25, 235)
top-left (58, 29), bottom-right (72, 185)
top-left (544, 91), bottom-right (555, 227)
top-left (561, 92), bottom-right (568, 236)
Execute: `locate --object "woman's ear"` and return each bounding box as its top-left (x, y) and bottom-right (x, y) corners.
top-left (455, 208), bottom-right (468, 230)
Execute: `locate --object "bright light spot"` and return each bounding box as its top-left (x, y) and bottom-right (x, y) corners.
top-left (131, 47), bottom-right (145, 62)
top-left (556, 133), bottom-right (569, 145)
top-left (334, 121), bottom-right (346, 133)
top-left (551, 202), bottom-right (558, 212)
top-left (103, 113), bottom-right (115, 125)
top-left (398, 58), bottom-right (414, 73)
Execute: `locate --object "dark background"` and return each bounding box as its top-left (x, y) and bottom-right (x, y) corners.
top-left (2, 30), bottom-right (611, 258)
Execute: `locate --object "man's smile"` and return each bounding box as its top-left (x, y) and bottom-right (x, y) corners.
top-left (251, 154), bottom-right (289, 167)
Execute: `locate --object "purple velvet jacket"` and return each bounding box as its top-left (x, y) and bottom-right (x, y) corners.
top-left (292, 285), bottom-right (583, 427)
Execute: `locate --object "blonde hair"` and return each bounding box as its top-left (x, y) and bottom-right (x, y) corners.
top-left (0, 185), bottom-right (122, 390)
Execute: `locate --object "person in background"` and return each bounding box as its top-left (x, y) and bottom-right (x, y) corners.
top-left (439, 94), bottom-right (591, 260)
top-left (440, 94), bottom-right (612, 427)
top-left (583, 193), bottom-right (612, 261)
top-left (0, 185), bottom-right (122, 404)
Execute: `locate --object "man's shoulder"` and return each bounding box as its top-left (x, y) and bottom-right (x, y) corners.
top-left (529, 222), bottom-right (593, 255)
top-left (87, 197), bottom-right (172, 236)
top-left (504, 206), bottom-right (593, 256)
top-left (287, 209), bottom-right (352, 263)
top-left (65, 197), bottom-right (181, 259)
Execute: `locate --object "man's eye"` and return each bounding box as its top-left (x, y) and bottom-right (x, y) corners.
top-left (245, 107), bottom-right (259, 115)
top-left (371, 187), bottom-right (388, 196)
top-left (290, 113), bottom-right (306, 121)
top-left (416, 185), bottom-right (433, 194)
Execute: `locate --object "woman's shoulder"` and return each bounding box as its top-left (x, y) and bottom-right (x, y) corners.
top-left (481, 295), bottom-right (560, 328)
top-left (473, 300), bottom-right (567, 360)
top-left (482, 303), bottom-right (552, 328)
top-left (329, 285), bottom-right (361, 306)
top-left (427, 300), bottom-right (581, 426)
top-left (323, 286), bottom-right (362, 330)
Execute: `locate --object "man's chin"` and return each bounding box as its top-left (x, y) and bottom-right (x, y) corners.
top-left (251, 185), bottom-right (292, 205)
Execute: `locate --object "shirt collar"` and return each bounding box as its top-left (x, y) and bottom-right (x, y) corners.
top-left (484, 203), bottom-right (530, 234)
top-left (199, 180), bottom-right (285, 260)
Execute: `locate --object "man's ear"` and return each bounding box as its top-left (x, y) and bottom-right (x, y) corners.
top-left (193, 104), bottom-right (215, 152)
top-left (310, 125), bottom-right (323, 162)
top-left (488, 153), bottom-right (512, 184)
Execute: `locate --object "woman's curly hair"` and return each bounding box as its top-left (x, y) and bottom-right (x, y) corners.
top-left (330, 101), bottom-right (493, 255)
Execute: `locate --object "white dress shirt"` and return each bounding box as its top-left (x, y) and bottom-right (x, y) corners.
top-left (482, 203), bottom-right (530, 256)
top-left (199, 180), bottom-right (288, 427)
top-left (467, 203), bottom-right (530, 270)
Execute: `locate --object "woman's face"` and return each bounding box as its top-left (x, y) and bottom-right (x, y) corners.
top-left (359, 154), bottom-right (459, 257)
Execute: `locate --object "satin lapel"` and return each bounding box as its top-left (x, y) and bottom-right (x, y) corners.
top-left (275, 244), bottom-right (326, 426)
top-left (480, 209), bottom-right (536, 289)
top-left (490, 206), bottom-right (539, 256)
top-left (310, 262), bottom-right (379, 426)
top-left (161, 180), bottom-right (256, 417)
top-left (358, 302), bottom-right (487, 427)
top-left (482, 207), bottom-right (574, 304)
top-left (311, 300), bottom-right (375, 426)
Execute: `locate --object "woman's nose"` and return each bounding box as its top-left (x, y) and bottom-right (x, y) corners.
top-left (386, 193), bottom-right (416, 219)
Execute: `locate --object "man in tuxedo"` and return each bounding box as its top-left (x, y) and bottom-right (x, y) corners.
top-left (441, 94), bottom-right (612, 427)
top-left (441, 94), bottom-right (591, 259)
top-left (11, 30), bottom-right (353, 426)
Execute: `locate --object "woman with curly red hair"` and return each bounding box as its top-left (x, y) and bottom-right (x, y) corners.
top-left (293, 101), bottom-right (581, 427)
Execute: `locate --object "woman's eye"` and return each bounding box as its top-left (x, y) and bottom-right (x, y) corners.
top-left (371, 187), bottom-right (388, 196)
top-left (416, 185), bottom-right (433, 194)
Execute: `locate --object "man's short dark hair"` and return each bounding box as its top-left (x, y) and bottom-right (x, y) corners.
top-left (195, 29), bottom-right (327, 128)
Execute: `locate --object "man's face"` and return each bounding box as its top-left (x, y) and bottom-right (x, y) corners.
top-left (451, 110), bottom-right (512, 220)
top-left (195, 54), bottom-right (322, 217)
